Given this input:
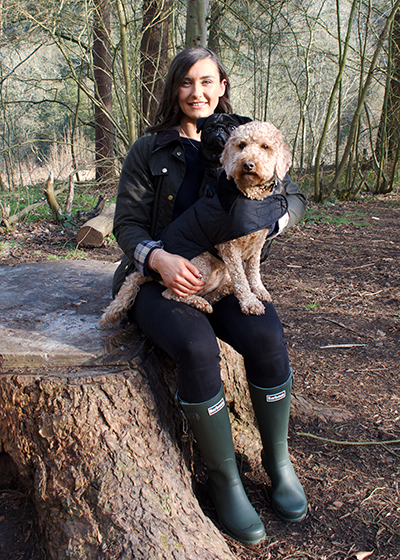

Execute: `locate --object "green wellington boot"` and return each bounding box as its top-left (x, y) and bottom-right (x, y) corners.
top-left (248, 376), bottom-right (307, 522)
top-left (177, 386), bottom-right (265, 545)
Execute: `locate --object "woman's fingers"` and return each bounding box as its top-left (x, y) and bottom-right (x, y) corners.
top-left (150, 250), bottom-right (205, 295)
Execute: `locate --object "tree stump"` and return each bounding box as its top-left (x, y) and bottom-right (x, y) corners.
top-left (0, 261), bottom-right (257, 559)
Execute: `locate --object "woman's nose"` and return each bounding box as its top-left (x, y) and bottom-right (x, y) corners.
top-left (192, 80), bottom-right (203, 98)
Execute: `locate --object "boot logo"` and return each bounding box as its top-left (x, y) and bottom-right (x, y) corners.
top-left (266, 390), bottom-right (286, 402)
top-left (207, 397), bottom-right (225, 416)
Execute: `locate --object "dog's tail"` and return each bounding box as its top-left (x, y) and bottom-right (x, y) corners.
top-left (98, 273), bottom-right (151, 327)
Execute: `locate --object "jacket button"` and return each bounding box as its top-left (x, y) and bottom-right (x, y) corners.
top-left (177, 151), bottom-right (182, 156)
top-left (162, 167), bottom-right (168, 174)
top-left (168, 195), bottom-right (174, 201)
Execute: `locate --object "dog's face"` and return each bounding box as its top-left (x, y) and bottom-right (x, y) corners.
top-left (196, 114), bottom-right (252, 167)
top-left (220, 121), bottom-right (292, 200)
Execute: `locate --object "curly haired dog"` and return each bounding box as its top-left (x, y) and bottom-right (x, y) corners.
top-left (99, 121), bottom-right (292, 327)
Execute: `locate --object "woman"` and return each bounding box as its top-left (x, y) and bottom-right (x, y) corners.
top-left (113, 47), bottom-right (307, 545)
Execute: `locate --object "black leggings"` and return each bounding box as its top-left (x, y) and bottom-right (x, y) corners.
top-left (130, 282), bottom-right (290, 403)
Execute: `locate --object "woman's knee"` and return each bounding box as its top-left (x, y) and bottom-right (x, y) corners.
top-left (173, 333), bottom-right (221, 371)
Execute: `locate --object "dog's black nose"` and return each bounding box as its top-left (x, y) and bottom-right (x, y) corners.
top-left (242, 160), bottom-right (255, 172)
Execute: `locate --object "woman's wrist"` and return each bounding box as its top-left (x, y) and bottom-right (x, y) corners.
top-left (149, 248), bottom-right (164, 272)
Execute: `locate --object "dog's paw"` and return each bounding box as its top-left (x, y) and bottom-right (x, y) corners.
top-left (253, 286), bottom-right (272, 303)
top-left (239, 296), bottom-right (266, 315)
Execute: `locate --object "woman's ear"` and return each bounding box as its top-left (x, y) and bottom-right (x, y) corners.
top-left (219, 79), bottom-right (227, 97)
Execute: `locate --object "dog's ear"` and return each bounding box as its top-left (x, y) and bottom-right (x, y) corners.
top-left (233, 115), bottom-right (253, 125)
top-left (196, 117), bottom-right (208, 133)
top-left (275, 133), bottom-right (293, 180)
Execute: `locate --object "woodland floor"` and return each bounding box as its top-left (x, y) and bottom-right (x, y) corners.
top-left (0, 193), bottom-right (399, 560)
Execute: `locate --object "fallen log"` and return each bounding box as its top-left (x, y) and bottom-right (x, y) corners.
top-left (76, 202), bottom-right (115, 247)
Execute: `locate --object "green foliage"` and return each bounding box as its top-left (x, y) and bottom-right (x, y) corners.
top-left (303, 204), bottom-right (371, 227)
top-left (62, 248), bottom-right (88, 260)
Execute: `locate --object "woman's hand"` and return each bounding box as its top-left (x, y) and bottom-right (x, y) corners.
top-left (150, 249), bottom-right (205, 297)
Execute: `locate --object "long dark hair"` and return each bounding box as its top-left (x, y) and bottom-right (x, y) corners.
top-left (146, 47), bottom-right (232, 133)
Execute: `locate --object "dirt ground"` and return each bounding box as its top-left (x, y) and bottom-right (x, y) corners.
top-left (0, 194), bottom-right (399, 560)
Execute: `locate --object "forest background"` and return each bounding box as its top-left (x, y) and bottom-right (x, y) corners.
top-left (0, 0), bottom-right (399, 223)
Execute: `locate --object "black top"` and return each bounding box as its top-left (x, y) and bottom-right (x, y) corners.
top-left (172, 138), bottom-right (207, 220)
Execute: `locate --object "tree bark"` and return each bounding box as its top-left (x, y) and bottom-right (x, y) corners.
top-left (76, 203), bottom-right (116, 247)
top-left (0, 322), bottom-right (252, 559)
top-left (186, 0), bottom-right (209, 48)
top-left (207, 1), bottom-right (223, 56)
top-left (93, 0), bottom-right (116, 189)
top-left (140, 0), bottom-right (170, 134)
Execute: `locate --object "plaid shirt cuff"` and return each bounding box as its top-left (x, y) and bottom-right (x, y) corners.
top-left (134, 240), bottom-right (164, 276)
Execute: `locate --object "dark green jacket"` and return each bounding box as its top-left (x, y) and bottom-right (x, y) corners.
top-left (113, 127), bottom-right (306, 296)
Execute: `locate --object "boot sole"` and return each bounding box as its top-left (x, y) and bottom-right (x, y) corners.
top-left (219, 520), bottom-right (266, 546)
top-left (208, 480), bottom-right (266, 545)
top-left (272, 504), bottom-right (307, 523)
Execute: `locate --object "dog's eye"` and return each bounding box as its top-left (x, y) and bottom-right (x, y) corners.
top-left (261, 144), bottom-right (269, 150)
top-left (239, 142), bottom-right (246, 150)
top-left (228, 125), bottom-right (237, 131)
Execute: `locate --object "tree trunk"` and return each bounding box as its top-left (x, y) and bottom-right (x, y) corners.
top-left (140, 0), bottom-right (170, 134)
top-left (93, 0), bottom-right (116, 189)
top-left (375, 9), bottom-right (400, 192)
top-left (76, 203), bottom-right (116, 247)
top-left (186, 0), bottom-right (209, 48)
top-left (207, 1), bottom-right (223, 56)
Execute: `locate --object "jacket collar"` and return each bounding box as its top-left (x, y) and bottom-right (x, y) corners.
top-left (156, 127), bottom-right (181, 146)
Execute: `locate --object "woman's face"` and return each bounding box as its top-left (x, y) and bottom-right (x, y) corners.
top-left (178, 58), bottom-right (227, 124)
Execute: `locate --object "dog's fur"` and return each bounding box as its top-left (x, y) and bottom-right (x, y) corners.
top-left (99, 121), bottom-right (292, 327)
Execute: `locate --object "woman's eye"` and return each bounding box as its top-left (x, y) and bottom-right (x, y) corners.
top-left (181, 80), bottom-right (191, 87)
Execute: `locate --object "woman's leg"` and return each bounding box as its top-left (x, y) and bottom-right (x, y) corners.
top-left (130, 282), bottom-right (265, 543)
top-left (208, 295), bottom-right (307, 522)
top-left (208, 294), bottom-right (290, 387)
top-left (130, 281), bottom-right (221, 403)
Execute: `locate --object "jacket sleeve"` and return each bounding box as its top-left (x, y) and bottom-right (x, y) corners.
top-left (260, 174), bottom-right (306, 263)
top-left (283, 173), bottom-right (307, 229)
top-left (113, 135), bottom-right (158, 264)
